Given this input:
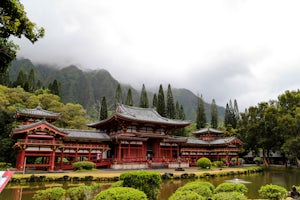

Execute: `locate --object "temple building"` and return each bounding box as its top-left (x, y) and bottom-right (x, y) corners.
top-left (12, 104), bottom-right (244, 171)
top-left (12, 106), bottom-right (110, 171)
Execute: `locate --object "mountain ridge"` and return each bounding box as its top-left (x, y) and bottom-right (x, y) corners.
top-left (9, 58), bottom-right (225, 122)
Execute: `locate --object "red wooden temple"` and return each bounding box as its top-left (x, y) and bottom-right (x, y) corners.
top-left (12, 104), bottom-right (244, 171)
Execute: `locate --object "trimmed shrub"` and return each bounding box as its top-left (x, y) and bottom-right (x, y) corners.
top-left (196, 157), bottom-right (212, 169)
top-left (215, 182), bottom-right (248, 194)
top-left (33, 187), bottom-right (66, 200)
top-left (212, 160), bottom-right (225, 168)
top-left (168, 190), bottom-right (205, 200)
top-left (67, 185), bottom-right (92, 200)
top-left (72, 161), bottom-right (96, 170)
top-left (253, 157), bottom-right (263, 165)
top-left (259, 184), bottom-right (287, 200)
top-left (120, 170), bottom-right (161, 200)
top-left (176, 181), bottom-right (215, 198)
top-left (93, 187), bottom-right (147, 200)
top-left (0, 162), bottom-right (12, 170)
top-left (212, 192), bottom-right (247, 200)
top-left (110, 180), bottom-right (123, 188)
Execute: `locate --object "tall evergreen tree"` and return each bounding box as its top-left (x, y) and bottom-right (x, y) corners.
top-left (126, 88), bottom-right (133, 106)
top-left (196, 95), bottom-right (207, 129)
top-left (166, 84), bottom-right (175, 119)
top-left (49, 79), bottom-right (60, 96)
top-left (100, 96), bottom-right (108, 120)
top-left (152, 93), bottom-right (158, 108)
top-left (28, 68), bottom-right (35, 92)
top-left (0, 69), bottom-right (9, 86)
top-left (114, 83), bottom-right (123, 109)
top-left (224, 99), bottom-right (238, 129)
top-left (13, 69), bottom-right (26, 88)
top-left (139, 84), bottom-right (149, 108)
top-left (179, 105), bottom-right (186, 120)
top-left (210, 99), bottom-right (218, 128)
top-left (175, 101), bottom-right (180, 119)
top-left (157, 84), bottom-right (166, 117)
top-left (234, 99), bottom-right (240, 120)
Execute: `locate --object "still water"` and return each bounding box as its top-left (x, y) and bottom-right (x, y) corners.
top-left (1, 169), bottom-right (300, 200)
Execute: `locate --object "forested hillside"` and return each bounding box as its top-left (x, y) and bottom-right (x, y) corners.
top-left (9, 58), bottom-right (225, 121)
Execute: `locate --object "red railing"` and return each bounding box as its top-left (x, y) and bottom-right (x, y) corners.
top-left (16, 139), bottom-right (63, 146)
top-left (62, 143), bottom-right (109, 150)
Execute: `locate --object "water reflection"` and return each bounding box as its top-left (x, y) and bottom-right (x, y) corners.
top-left (2, 169), bottom-right (300, 200)
top-left (225, 178), bottom-right (251, 184)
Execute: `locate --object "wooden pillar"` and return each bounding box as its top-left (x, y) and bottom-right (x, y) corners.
top-left (60, 149), bottom-right (64, 169)
top-left (177, 144), bottom-right (179, 158)
top-left (118, 142), bottom-right (122, 162)
top-left (170, 144), bottom-right (173, 160)
top-left (128, 142), bottom-right (130, 160)
top-left (18, 148), bottom-right (26, 171)
top-left (49, 148), bottom-right (56, 171)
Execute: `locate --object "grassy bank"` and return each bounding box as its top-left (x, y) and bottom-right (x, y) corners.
top-left (10, 166), bottom-right (263, 184)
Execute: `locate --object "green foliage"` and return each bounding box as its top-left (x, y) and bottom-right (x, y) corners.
top-left (212, 192), bottom-right (247, 200)
top-left (157, 84), bottom-right (166, 117)
top-left (125, 88), bottom-right (133, 106)
top-left (215, 182), bottom-right (248, 194)
top-left (93, 187), bottom-right (147, 200)
top-left (0, 0), bottom-right (44, 73)
top-left (110, 180), bottom-right (124, 188)
top-left (253, 157), bottom-right (263, 165)
top-left (100, 96), bottom-right (108, 120)
top-left (139, 84), bottom-right (149, 108)
top-left (120, 170), bottom-right (162, 200)
top-left (67, 185), bottom-right (93, 200)
top-left (32, 187), bottom-right (65, 200)
top-left (197, 157), bottom-right (212, 169)
top-left (176, 181), bottom-right (214, 198)
top-left (168, 190), bottom-right (205, 200)
top-left (166, 84), bottom-right (175, 119)
top-left (258, 184), bottom-right (287, 200)
top-left (211, 99), bottom-right (218, 128)
top-left (196, 95), bottom-right (206, 129)
top-left (0, 162), bottom-right (12, 170)
top-left (72, 161), bottom-right (96, 170)
top-left (212, 160), bottom-right (225, 168)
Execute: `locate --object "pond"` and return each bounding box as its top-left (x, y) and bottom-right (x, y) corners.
top-left (1, 169), bottom-right (300, 200)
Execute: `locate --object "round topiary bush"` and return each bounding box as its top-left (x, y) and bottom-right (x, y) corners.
top-left (196, 157), bottom-right (212, 169)
top-left (259, 184), bottom-right (287, 200)
top-left (72, 161), bottom-right (96, 170)
top-left (215, 182), bottom-right (248, 194)
top-left (32, 187), bottom-right (66, 200)
top-left (176, 181), bottom-right (215, 198)
top-left (212, 192), bottom-right (247, 200)
top-left (168, 190), bottom-right (205, 200)
top-left (94, 187), bottom-right (147, 200)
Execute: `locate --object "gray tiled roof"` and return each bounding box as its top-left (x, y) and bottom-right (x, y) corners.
top-left (61, 129), bottom-right (111, 141)
top-left (16, 105), bottom-right (60, 119)
top-left (116, 104), bottom-right (191, 125)
top-left (13, 120), bottom-right (61, 132)
top-left (193, 128), bottom-right (225, 135)
top-left (186, 136), bottom-right (238, 145)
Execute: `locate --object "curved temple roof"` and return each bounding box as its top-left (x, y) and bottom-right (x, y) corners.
top-left (16, 105), bottom-right (61, 120)
top-left (88, 104), bottom-right (191, 128)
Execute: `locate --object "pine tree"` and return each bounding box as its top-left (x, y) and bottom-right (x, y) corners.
top-left (28, 68), bottom-right (35, 92)
top-left (152, 93), bottom-right (158, 108)
top-left (114, 83), bottom-right (123, 109)
top-left (0, 69), bottom-right (9, 86)
top-left (179, 105), bottom-right (186, 120)
top-left (100, 96), bottom-right (108, 120)
top-left (157, 84), bottom-right (166, 117)
top-left (126, 88), bottom-right (133, 106)
top-left (13, 69), bottom-right (26, 88)
top-left (234, 99), bottom-right (240, 120)
top-left (224, 99), bottom-right (238, 129)
top-left (49, 79), bottom-right (60, 96)
top-left (210, 99), bottom-right (218, 128)
top-left (175, 101), bottom-right (180, 119)
top-left (139, 84), bottom-right (149, 108)
top-left (196, 95), bottom-right (207, 129)
top-left (166, 84), bottom-right (175, 119)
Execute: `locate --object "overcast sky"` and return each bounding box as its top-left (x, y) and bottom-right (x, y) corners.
top-left (14, 0), bottom-right (300, 110)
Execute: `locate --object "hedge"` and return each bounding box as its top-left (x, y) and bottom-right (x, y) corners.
top-left (93, 187), bottom-right (147, 200)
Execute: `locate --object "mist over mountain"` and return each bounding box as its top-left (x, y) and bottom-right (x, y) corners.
top-left (9, 58), bottom-right (225, 122)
